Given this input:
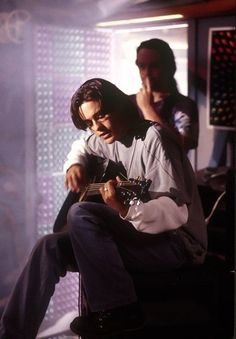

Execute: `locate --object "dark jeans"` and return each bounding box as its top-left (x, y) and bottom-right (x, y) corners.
top-left (0, 201), bottom-right (187, 339)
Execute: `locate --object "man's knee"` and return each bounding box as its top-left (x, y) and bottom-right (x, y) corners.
top-left (67, 202), bottom-right (102, 235)
top-left (32, 234), bottom-right (60, 258)
top-left (67, 202), bottom-right (82, 224)
top-left (67, 202), bottom-right (93, 224)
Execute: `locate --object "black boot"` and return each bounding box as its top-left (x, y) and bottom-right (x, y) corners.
top-left (70, 302), bottom-right (146, 337)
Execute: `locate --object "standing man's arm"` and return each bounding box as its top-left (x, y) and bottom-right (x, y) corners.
top-left (136, 77), bottom-right (182, 145)
top-left (136, 77), bottom-right (163, 124)
top-left (136, 78), bottom-right (199, 151)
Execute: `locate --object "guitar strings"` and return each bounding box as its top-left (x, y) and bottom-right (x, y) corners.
top-left (86, 181), bottom-right (139, 192)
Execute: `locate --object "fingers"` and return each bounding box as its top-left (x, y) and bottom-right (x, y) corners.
top-left (100, 180), bottom-right (116, 196)
top-left (65, 176), bottom-right (79, 192)
top-left (64, 164), bottom-right (86, 192)
top-left (116, 176), bottom-right (123, 183)
top-left (100, 179), bottom-right (127, 214)
top-left (99, 180), bottom-right (117, 203)
top-left (142, 77), bottom-right (151, 92)
top-left (145, 76), bottom-right (151, 92)
top-left (141, 79), bottom-right (147, 90)
top-left (70, 173), bottom-right (80, 192)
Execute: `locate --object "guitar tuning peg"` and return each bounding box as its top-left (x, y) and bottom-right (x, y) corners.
top-left (136, 176), bottom-right (142, 185)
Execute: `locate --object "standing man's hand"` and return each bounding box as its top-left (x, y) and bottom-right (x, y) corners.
top-left (65, 164), bottom-right (88, 192)
top-left (136, 76), bottom-right (158, 120)
top-left (136, 77), bottom-right (162, 124)
top-left (136, 77), bottom-right (153, 113)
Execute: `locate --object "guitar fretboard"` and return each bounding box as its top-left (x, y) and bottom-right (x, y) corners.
top-left (86, 181), bottom-right (136, 193)
top-left (79, 178), bottom-right (151, 204)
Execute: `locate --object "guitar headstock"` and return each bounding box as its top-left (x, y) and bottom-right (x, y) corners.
top-left (117, 178), bottom-right (151, 206)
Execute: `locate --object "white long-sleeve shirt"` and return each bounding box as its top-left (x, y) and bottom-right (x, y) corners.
top-left (63, 137), bottom-right (188, 235)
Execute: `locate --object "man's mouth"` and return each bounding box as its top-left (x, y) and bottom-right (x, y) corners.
top-left (100, 131), bottom-right (112, 139)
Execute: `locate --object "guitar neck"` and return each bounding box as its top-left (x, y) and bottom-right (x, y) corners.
top-left (86, 181), bottom-right (133, 195)
top-left (79, 178), bottom-right (151, 205)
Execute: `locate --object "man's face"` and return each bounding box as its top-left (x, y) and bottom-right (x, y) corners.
top-left (79, 100), bottom-right (127, 143)
top-left (136, 48), bottom-right (164, 91)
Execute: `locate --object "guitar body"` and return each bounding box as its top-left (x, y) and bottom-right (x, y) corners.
top-left (53, 159), bottom-right (127, 233)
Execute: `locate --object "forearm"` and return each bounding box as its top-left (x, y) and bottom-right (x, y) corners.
top-left (63, 139), bottom-right (88, 174)
top-left (141, 105), bottom-right (163, 124)
top-left (121, 196), bottom-right (188, 234)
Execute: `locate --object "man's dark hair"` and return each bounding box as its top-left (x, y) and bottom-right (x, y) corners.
top-left (136, 38), bottom-right (178, 93)
top-left (71, 78), bottom-right (139, 130)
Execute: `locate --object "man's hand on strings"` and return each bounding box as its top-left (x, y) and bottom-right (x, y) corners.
top-left (65, 164), bottom-right (88, 192)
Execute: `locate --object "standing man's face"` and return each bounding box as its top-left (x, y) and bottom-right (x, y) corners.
top-left (79, 100), bottom-right (127, 144)
top-left (136, 48), bottom-right (164, 91)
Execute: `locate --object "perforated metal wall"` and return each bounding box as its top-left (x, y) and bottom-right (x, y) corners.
top-left (33, 24), bottom-right (111, 336)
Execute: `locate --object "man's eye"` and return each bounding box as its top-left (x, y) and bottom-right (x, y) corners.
top-left (97, 113), bottom-right (107, 120)
top-left (98, 115), bottom-right (105, 120)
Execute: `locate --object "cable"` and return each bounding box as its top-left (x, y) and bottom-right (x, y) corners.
top-left (205, 190), bottom-right (226, 225)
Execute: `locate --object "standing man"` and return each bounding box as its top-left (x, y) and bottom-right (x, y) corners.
top-left (135, 38), bottom-right (198, 151)
top-left (64, 38), bottom-right (199, 193)
top-left (0, 79), bottom-right (207, 339)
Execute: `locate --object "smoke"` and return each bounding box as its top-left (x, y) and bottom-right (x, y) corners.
top-left (97, 0), bottom-right (134, 18)
top-left (0, 0), bottom-right (146, 320)
top-left (0, 0), bottom-right (145, 26)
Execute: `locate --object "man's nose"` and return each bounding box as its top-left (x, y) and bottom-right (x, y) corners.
top-left (91, 119), bottom-right (102, 131)
top-left (143, 66), bottom-right (151, 77)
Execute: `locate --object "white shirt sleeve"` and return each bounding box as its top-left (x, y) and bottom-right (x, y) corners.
top-left (63, 139), bottom-right (88, 174)
top-left (174, 110), bottom-right (198, 149)
top-left (174, 110), bottom-right (191, 136)
top-left (122, 196), bottom-right (188, 234)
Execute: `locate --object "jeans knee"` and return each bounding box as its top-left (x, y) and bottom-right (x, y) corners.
top-left (32, 234), bottom-right (59, 259)
top-left (67, 202), bottom-right (88, 229)
top-left (67, 201), bottom-right (100, 235)
top-left (67, 202), bottom-right (82, 223)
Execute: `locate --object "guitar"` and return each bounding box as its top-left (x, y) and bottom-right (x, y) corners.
top-left (53, 159), bottom-right (151, 233)
top-left (53, 178), bottom-right (151, 233)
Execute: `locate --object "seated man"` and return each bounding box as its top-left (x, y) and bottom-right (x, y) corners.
top-left (0, 78), bottom-right (207, 339)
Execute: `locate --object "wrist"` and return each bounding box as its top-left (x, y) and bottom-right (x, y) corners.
top-left (119, 205), bottom-right (129, 218)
